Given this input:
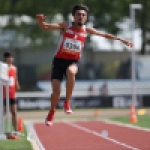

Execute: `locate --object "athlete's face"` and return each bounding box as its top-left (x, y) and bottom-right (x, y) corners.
top-left (5, 56), bottom-right (14, 64)
top-left (73, 10), bottom-right (87, 26)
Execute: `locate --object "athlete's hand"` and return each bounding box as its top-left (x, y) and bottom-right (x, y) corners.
top-left (120, 39), bottom-right (134, 48)
top-left (36, 14), bottom-right (46, 22)
top-left (16, 85), bottom-right (20, 90)
top-left (16, 81), bottom-right (20, 90)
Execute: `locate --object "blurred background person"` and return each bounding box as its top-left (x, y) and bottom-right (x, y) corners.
top-left (3, 51), bottom-right (20, 132)
top-left (100, 82), bottom-right (108, 96)
top-left (88, 84), bottom-right (95, 97)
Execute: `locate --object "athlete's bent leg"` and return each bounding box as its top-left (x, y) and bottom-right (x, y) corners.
top-left (64, 64), bottom-right (78, 114)
top-left (66, 64), bottom-right (78, 100)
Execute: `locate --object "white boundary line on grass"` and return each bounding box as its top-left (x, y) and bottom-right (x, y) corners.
top-left (102, 119), bottom-right (150, 132)
top-left (25, 122), bottom-right (46, 150)
top-left (64, 121), bottom-right (140, 150)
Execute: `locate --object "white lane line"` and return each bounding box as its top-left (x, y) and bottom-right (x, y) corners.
top-left (25, 122), bottom-right (46, 150)
top-left (64, 121), bottom-right (140, 150)
top-left (102, 119), bottom-right (150, 132)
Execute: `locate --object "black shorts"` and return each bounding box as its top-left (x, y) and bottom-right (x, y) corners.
top-left (51, 57), bottom-right (78, 81)
top-left (3, 99), bottom-right (17, 106)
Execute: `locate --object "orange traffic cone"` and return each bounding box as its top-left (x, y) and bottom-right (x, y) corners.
top-left (94, 109), bottom-right (99, 117)
top-left (130, 105), bottom-right (138, 123)
top-left (17, 118), bottom-right (24, 132)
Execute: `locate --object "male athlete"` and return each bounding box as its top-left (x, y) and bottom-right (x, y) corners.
top-left (3, 51), bottom-right (20, 131)
top-left (36, 4), bottom-right (133, 126)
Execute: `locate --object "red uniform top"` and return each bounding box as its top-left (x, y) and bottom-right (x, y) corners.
top-left (3, 65), bottom-right (17, 99)
top-left (55, 22), bottom-right (87, 60)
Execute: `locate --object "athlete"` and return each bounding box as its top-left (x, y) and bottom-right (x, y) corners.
top-left (3, 51), bottom-right (20, 131)
top-left (36, 4), bottom-right (133, 126)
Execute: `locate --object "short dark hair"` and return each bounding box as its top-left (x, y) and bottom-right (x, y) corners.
top-left (72, 4), bottom-right (89, 16)
top-left (3, 51), bottom-right (13, 59)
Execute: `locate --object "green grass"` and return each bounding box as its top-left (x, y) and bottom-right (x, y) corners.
top-left (111, 115), bottom-right (150, 129)
top-left (0, 124), bottom-right (33, 150)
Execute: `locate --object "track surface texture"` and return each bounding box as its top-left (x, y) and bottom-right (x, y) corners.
top-left (34, 121), bottom-right (150, 150)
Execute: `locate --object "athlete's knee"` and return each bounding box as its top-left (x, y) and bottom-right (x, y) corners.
top-left (67, 66), bottom-right (78, 77)
top-left (68, 64), bottom-right (78, 74)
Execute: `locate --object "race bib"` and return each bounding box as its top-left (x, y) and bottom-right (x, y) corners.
top-left (63, 38), bottom-right (82, 54)
top-left (9, 77), bottom-right (14, 86)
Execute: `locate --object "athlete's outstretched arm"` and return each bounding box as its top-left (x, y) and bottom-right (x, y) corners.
top-left (36, 14), bottom-right (67, 31)
top-left (86, 27), bottom-right (134, 48)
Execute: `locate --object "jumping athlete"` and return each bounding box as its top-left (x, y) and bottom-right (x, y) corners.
top-left (3, 51), bottom-right (20, 131)
top-left (36, 4), bottom-right (133, 126)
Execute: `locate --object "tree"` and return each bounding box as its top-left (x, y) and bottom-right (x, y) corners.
top-left (86, 0), bottom-right (150, 55)
top-left (1, 0), bottom-right (149, 55)
top-left (0, 0), bottom-right (60, 49)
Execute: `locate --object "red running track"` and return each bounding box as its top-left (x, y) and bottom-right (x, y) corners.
top-left (34, 121), bottom-right (150, 150)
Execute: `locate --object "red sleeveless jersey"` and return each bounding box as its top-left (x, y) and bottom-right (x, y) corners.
top-left (3, 65), bottom-right (17, 99)
top-left (55, 22), bottom-right (87, 60)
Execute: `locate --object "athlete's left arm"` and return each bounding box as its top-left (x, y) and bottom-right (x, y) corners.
top-left (15, 69), bottom-right (20, 90)
top-left (86, 27), bottom-right (134, 48)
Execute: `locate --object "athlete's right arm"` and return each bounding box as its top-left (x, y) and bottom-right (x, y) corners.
top-left (36, 14), bottom-right (67, 31)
